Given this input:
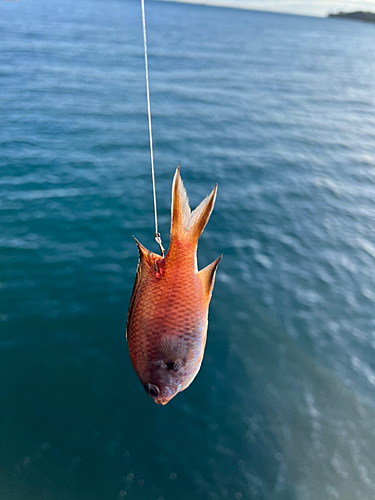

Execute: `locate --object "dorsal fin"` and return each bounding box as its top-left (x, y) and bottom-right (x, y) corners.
top-left (171, 166), bottom-right (217, 244)
top-left (133, 236), bottom-right (161, 265)
top-left (198, 255), bottom-right (222, 301)
top-left (126, 237), bottom-right (161, 340)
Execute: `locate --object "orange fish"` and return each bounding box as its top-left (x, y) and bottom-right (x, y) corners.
top-left (126, 167), bottom-right (221, 405)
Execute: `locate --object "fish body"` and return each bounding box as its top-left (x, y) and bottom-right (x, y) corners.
top-left (126, 167), bottom-right (220, 405)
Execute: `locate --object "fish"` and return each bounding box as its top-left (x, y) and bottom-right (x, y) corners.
top-left (126, 166), bottom-right (221, 405)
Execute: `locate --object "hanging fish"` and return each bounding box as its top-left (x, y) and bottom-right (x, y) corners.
top-left (126, 167), bottom-right (221, 405)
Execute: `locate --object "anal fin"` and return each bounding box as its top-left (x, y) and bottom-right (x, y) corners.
top-left (198, 255), bottom-right (222, 301)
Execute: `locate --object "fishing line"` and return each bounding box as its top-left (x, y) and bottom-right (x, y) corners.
top-left (140, 0), bottom-right (165, 256)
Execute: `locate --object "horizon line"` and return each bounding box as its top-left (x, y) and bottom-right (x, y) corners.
top-left (155, 0), bottom-right (332, 18)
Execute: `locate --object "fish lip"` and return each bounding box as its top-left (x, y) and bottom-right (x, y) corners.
top-left (144, 383), bottom-right (172, 404)
top-left (154, 386), bottom-right (175, 405)
top-left (144, 382), bottom-right (177, 405)
top-left (154, 397), bottom-right (167, 405)
top-left (154, 397), bottom-right (171, 405)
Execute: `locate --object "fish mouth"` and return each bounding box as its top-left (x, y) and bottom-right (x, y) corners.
top-left (144, 383), bottom-right (174, 405)
top-left (154, 398), bottom-right (170, 405)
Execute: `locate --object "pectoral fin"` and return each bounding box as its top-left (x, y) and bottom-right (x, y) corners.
top-left (198, 255), bottom-right (222, 302)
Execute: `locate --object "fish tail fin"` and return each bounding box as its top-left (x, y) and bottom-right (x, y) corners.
top-left (171, 165), bottom-right (217, 243)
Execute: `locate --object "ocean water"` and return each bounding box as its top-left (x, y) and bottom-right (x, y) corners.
top-left (1, 0), bottom-right (375, 499)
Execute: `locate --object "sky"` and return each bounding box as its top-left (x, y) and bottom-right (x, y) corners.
top-left (159, 0), bottom-right (375, 17)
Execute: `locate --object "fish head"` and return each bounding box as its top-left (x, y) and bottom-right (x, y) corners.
top-left (142, 357), bottom-right (195, 405)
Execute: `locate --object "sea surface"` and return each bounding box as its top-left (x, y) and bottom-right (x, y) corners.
top-left (1, 1), bottom-right (375, 499)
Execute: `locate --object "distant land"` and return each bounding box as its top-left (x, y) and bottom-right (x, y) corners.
top-left (328, 11), bottom-right (375, 23)
top-left (157, 1), bottom-right (375, 19)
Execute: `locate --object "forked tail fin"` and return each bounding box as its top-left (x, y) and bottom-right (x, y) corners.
top-left (171, 166), bottom-right (217, 243)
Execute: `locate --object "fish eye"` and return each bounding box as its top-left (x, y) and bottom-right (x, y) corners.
top-left (166, 359), bottom-right (181, 371)
top-left (144, 383), bottom-right (160, 398)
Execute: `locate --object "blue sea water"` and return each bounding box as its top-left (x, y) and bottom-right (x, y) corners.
top-left (1, 0), bottom-right (375, 498)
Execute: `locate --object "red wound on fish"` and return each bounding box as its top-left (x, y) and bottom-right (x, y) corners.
top-left (154, 259), bottom-right (165, 278)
